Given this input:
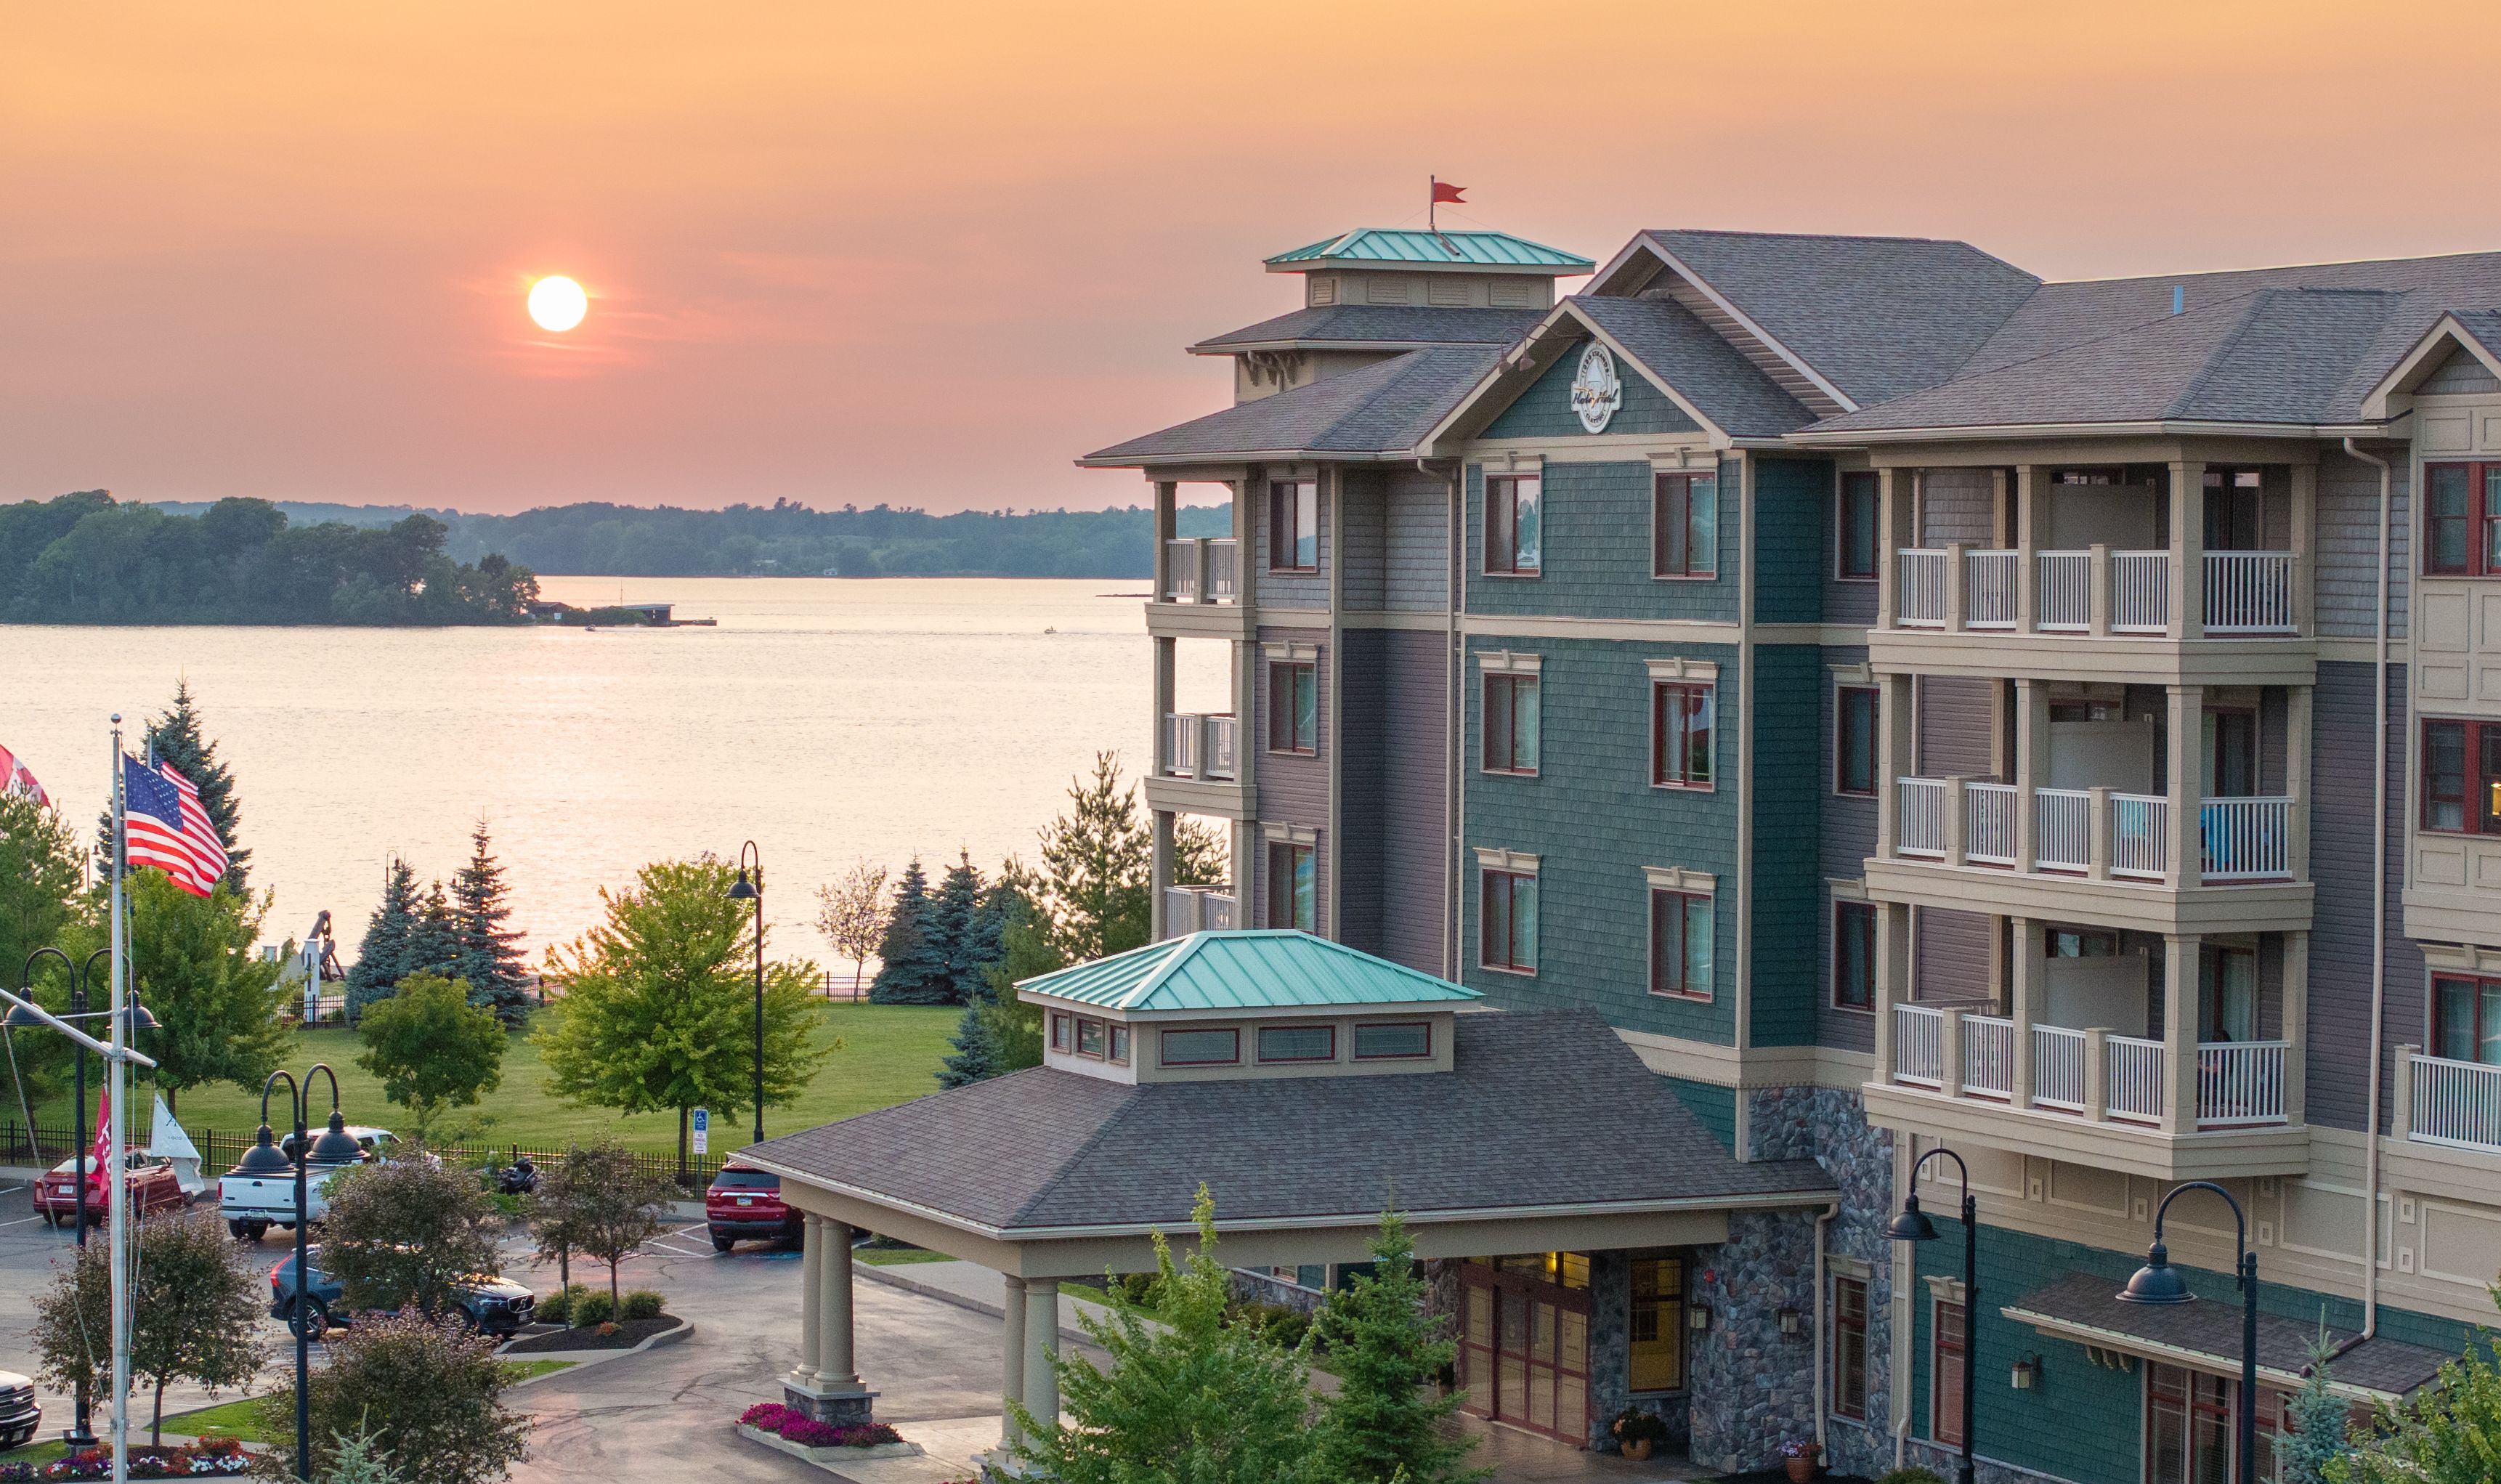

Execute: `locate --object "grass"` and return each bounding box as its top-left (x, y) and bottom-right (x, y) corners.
top-left (0, 1440), bottom-right (64, 1467)
top-left (29, 1002), bottom-right (961, 1159)
top-left (854, 1244), bottom-right (952, 1267)
top-left (157, 1361), bottom-right (577, 1443)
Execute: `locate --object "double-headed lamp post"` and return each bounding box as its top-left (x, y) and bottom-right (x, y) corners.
top-left (232, 1066), bottom-right (360, 1482)
top-left (1889, 1146), bottom-right (1979, 1484)
top-left (2119, 1180), bottom-right (2260, 1484)
top-left (726, 841), bottom-right (765, 1143)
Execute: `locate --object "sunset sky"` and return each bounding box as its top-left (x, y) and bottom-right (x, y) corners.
top-left (9, 1), bottom-right (2501, 516)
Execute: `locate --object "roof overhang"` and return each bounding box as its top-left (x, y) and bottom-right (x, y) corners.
top-left (1785, 418), bottom-right (2401, 447)
top-left (2362, 312), bottom-right (2501, 418)
top-left (1185, 338), bottom-right (1465, 357)
top-left (1584, 232), bottom-right (1858, 415)
top-left (1414, 298), bottom-right (1735, 456)
top-left (1076, 447), bottom-right (1411, 471)
top-left (1998, 1299), bottom-right (2427, 1406)
top-left (1021, 992), bottom-right (1464, 1023)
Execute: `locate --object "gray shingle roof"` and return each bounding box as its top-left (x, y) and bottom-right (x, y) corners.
top-left (1569, 295), bottom-right (1816, 438)
top-left (743, 1010), bottom-right (1832, 1234)
top-left (2004, 1271), bottom-right (2455, 1399)
top-left (1191, 304), bottom-right (1544, 353)
top-left (1081, 345), bottom-right (1500, 466)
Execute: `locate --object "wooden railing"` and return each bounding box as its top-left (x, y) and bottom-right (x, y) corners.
top-left (2201, 798), bottom-right (2290, 880)
top-left (2197, 1042), bottom-right (2290, 1127)
top-left (1160, 713), bottom-right (1238, 781)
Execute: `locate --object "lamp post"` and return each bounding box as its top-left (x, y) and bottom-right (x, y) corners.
top-left (12, 946), bottom-right (116, 1448)
top-left (2119, 1180), bottom-right (2259, 1484)
top-left (1888, 1146), bottom-right (1978, 1484)
top-left (239, 1066), bottom-right (359, 1481)
top-left (726, 842), bottom-right (764, 1143)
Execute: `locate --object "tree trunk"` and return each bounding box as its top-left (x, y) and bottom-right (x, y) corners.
top-left (609, 1259), bottom-right (621, 1309)
top-left (852, 960), bottom-right (865, 997)
top-left (151, 1378), bottom-right (164, 1446)
top-left (164, 1087), bottom-right (177, 1117)
top-left (676, 1106), bottom-right (688, 1183)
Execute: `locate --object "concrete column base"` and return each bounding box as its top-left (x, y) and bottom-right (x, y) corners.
top-left (781, 1379), bottom-right (878, 1427)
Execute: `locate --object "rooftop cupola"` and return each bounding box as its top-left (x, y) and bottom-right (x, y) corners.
top-left (1266, 228), bottom-right (1592, 312)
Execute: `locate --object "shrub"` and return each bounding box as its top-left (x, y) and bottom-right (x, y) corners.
top-left (1878, 1469), bottom-right (1947, 1484)
top-left (323, 1155), bottom-right (503, 1319)
top-left (569, 1289), bottom-right (615, 1327)
top-left (0, 1438), bottom-right (254, 1478)
top-left (1111, 1272), bottom-right (1161, 1308)
top-left (1227, 1299), bottom-right (1310, 1353)
top-left (536, 1284), bottom-right (590, 1326)
top-left (735, 1403), bottom-right (900, 1449)
top-left (263, 1310), bottom-right (529, 1484)
top-left (619, 1289), bottom-right (665, 1322)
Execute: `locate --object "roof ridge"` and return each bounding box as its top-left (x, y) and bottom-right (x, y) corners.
top-left (1005, 1074), bottom-right (1147, 1228)
top-left (2045, 244), bottom-right (2501, 289)
top-left (1111, 935), bottom-right (1196, 1010)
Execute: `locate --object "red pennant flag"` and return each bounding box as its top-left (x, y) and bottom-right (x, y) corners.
top-left (1431, 180), bottom-right (1466, 205)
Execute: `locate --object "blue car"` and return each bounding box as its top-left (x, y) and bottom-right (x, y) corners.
top-left (270, 1246), bottom-right (536, 1339)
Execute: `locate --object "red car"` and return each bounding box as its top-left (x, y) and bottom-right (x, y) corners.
top-left (33, 1152), bottom-right (188, 1225)
top-left (705, 1164), bottom-right (800, 1252)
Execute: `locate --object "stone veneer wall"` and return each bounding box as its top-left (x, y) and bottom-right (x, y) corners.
top-left (1687, 1208), bottom-right (1821, 1471)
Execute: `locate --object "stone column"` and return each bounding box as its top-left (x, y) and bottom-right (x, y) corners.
top-left (1022, 1280), bottom-right (1061, 1435)
top-left (794, 1214), bottom-right (824, 1387)
top-left (1000, 1276), bottom-right (1028, 1449)
top-left (784, 1217), bottom-right (877, 1424)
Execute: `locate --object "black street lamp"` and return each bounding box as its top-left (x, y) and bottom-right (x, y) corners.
top-left (1889, 1146), bottom-right (1978, 1484)
top-left (726, 841), bottom-right (764, 1144)
top-left (2120, 1181), bottom-right (2259, 1484)
top-left (10, 945), bottom-right (143, 1449)
top-left (244, 1065), bottom-right (359, 1481)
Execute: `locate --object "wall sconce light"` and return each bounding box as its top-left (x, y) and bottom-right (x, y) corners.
top-left (1689, 1303), bottom-right (1712, 1333)
top-left (1776, 1307), bottom-right (1804, 1337)
top-left (2011, 1353), bottom-right (2041, 1391)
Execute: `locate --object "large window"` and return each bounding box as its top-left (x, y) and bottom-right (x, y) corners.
top-left (1269, 661), bottom-right (1317, 755)
top-left (1628, 1254), bottom-right (1685, 1392)
top-left (1652, 473), bottom-right (1716, 578)
top-left (1647, 888), bottom-right (1713, 1000)
top-left (2146, 1363), bottom-right (2289, 1484)
top-left (1353, 1021), bottom-right (1431, 1060)
top-left (1159, 1028), bottom-right (1239, 1067)
top-left (2423, 463), bottom-right (2501, 576)
top-left (1652, 682), bottom-right (1715, 789)
top-left (1836, 685), bottom-right (1878, 796)
top-left (1831, 1276), bottom-right (1868, 1421)
top-left (1480, 867), bottom-right (1537, 974)
top-left (2421, 718), bottom-right (2501, 832)
top-left (2434, 975), bottom-right (2501, 1065)
top-left (1485, 474), bottom-right (1541, 575)
top-left (1837, 471), bottom-right (1880, 580)
top-left (1833, 901), bottom-right (1876, 1011)
top-left (1932, 1298), bottom-right (1966, 1447)
top-left (1269, 479), bottom-right (1318, 572)
top-left (1257, 1024), bottom-right (1335, 1063)
top-left (1266, 841), bottom-right (1315, 930)
top-left (1483, 673), bottom-right (1540, 774)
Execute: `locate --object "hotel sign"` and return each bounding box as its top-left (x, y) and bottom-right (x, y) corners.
top-left (1569, 342), bottom-right (1622, 433)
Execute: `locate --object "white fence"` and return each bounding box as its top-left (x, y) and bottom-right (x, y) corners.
top-left (1966, 783), bottom-right (2019, 866)
top-left (1161, 713), bottom-right (1238, 780)
top-left (1963, 1014), bottom-right (2015, 1098)
top-left (2032, 1026), bottom-right (2088, 1111)
top-left (1898, 777), bottom-right (1947, 857)
top-left (2409, 1053), bottom-right (2501, 1152)
top-left (1898, 549), bottom-right (1947, 627)
top-left (2201, 797), bottom-right (2290, 880)
top-left (2197, 1041), bottom-right (2289, 1127)
top-left (1965, 549), bottom-right (2019, 629)
top-left (2035, 788), bottom-right (2091, 872)
top-left (2106, 1035), bottom-right (2167, 1123)
top-left (1162, 886), bottom-right (1237, 937)
top-left (2110, 794), bottom-right (2170, 878)
top-left (2037, 551), bottom-right (2091, 631)
top-left (1206, 539), bottom-right (1239, 603)
top-left (1160, 538), bottom-right (1240, 604)
top-left (2205, 551), bottom-right (2294, 634)
top-left (1162, 540), bottom-right (1199, 602)
top-left (1894, 1004), bottom-right (1945, 1087)
top-left (2112, 551), bottom-right (2170, 632)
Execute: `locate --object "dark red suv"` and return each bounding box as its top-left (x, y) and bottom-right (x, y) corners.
top-left (705, 1164), bottom-right (800, 1252)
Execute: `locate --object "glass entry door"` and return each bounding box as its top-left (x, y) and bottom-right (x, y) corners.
top-left (1457, 1257), bottom-right (1593, 1446)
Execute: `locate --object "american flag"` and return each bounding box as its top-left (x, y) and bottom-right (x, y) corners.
top-left (121, 754), bottom-right (227, 897)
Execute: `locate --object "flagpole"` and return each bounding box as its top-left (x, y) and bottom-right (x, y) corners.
top-left (108, 721), bottom-right (129, 1484)
top-left (1428, 175), bottom-right (1436, 234)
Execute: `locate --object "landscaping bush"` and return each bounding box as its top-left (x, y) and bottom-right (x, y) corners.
top-left (619, 1289), bottom-right (665, 1322)
top-left (1110, 1272), bottom-right (1161, 1308)
top-left (736, 1403), bottom-right (901, 1449)
top-left (536, 1284), bottom-right (591, 1326)
top-left (1226, 1299), bottom-right (1311, 1353)
top-left (569, 1289), bottom-right (615, 1327)
top-left (0, 1438), bottom-right (252, 1479)
top-left (262, 1312), bottom-right (528, 1484)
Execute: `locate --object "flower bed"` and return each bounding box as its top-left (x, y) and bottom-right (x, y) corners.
top-left (737, 1403), bottom-right (901, 1450)
top-left (1, 1439), bottom-right (254, 1480)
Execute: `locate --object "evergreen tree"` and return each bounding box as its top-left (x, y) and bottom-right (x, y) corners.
top-left (870, 858), bottom-right (951, 1004)
top-left (100, 681), bottom-right (249, 888)
top-left (1033, 753), bottom-right (1152, 962)
top-left (921, 854), bottom-right (976, 1002)
top-left (450, 819), bottom-right (530, 1025)
top-left (978, 876), bottom-right (1055, 1073)
top-left (346, 858), bottom-right (422, 1015)
top-left (935, 1000), bottom-right (1004, 1089)
top-left (1311, 1209), bottom-right (1483, 1484)
top-left (936, 851), bottom-right (1008, 1002)
top-left (2283, 1330), bottom-right (2353, 1484)
top-left (407, 882), bottom-right (461, 983)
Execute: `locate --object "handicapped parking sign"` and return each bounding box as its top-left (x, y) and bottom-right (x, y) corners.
top-left (692, 1107), bottom-right (709, 1155)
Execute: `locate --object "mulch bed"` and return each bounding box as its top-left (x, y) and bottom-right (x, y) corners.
top-left (502, 1314), bottom-right (682, 1353)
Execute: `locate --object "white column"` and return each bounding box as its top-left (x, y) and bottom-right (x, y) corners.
top-left (2170, 460), bottom-right (2207, 639)
top-left (2014, 465), bottom-right (2041, 634)
top-left (820, 1219), bottom-right (860, 1392)
top-left (2167, 684), bottom-right (2204, 888)
top-left (1877, 467), bottom-right (1906, 630)
top-left (2164, 934), bottom-right (2202, 1134)
top-left (1877, 671), bottom-right (1914, 858)
top-left (2014, 678), bottom-right (2047, 871)
top-left (1873, 901), bottom-right (1908, 1080)
top-left (2010, 916), bottom-right (2042, 1108)
top-left (2282, 931), bottom-right (2310, 1126)
top-left (1000, 1275), bottom-right (1028, 1449)
top-left (1022, 1279), bottom-right (1061, 1436)
top-left (795, 1214), bottom-right (824, 1386)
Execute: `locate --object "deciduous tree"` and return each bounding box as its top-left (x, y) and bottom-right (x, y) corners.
top-left (528, 1139), bottom-right (668, 1309)
top-left (321, 1153), bottom-right (503, 1320)
top-left (2330, 1292), bottom-right (2501, 1484)
top-left (812, 860), bottom-right (887, 996)
top-left (451, 819), bottom-right (531, 1025)
top-left (0, 793), bottom-right (86, 998)
top-left (126, 868), bottom-right (293, 1114)
top-left (264, 1310), bottom-right (530, 1484)
top-left (355, 972), bottom-right (506, 1141)
top-left (31, 1206), bottom-right (267, 1445)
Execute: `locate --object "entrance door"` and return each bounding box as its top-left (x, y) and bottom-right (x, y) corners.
top-left (1457, 1257), bottom-right (1593, 1446)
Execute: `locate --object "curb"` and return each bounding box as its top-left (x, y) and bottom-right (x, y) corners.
top-left (853, 1263), bottom-right (1100, 1350)
top-left (499, 1315), bottom-right (695, 1371)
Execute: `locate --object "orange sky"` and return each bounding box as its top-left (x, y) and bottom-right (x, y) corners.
top-left (7, 1), bottom-right (2501, 515)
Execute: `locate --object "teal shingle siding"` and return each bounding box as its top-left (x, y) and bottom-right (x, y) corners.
top-left (1480, 338), bottom-right (1700, 440)
top-left (1460, 636), bottom-right (1738, 1045)
top-left (1464, 461), bottom-right (1741, 622)
top-left (1751, 456), bottom-right (1833, 625)
top-left (1663, 1076), bottom-right (1736, 1152)
top-left (1748, 644), bottom-right (1824, 1047)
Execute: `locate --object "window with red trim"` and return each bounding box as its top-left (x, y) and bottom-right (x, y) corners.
top-left (2423, 463), bottom-right (2501, 575)
top-left (2421, 718), bottom-right (2501, 832)
top-left (1652, 682), bottom-right (1714, 788)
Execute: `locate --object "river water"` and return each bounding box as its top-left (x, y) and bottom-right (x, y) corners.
top-left (4, 577), bottom-right (1225, 965)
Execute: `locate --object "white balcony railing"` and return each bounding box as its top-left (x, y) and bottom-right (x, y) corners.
top-left (1963, 1014), bottom-right (2015, 1098)
top-left (1894, 1004), bottom-right (1945, 1087)
top-left (2409, 1053), bottom-right (2501, 1152)
top-left (2110, 794), bottom-right (2170, 879)
top-left (1898, 548), bottom-right (1947, 628)
top-left (1162, 885), bottom-right (1237, 937)
top-left (1161, 713), bottom-right (1238, 781)
top-left (2035, 788), bottom-right (2091, 872)
top-left (1162, 710), bottom-right (1196, 776)
top-left (2198, 1041), bottom-right (2289, 1127)
top-left (2037, 551), bottom-right (2091, 631)
top-left (1206, 539), bottom-right (1239, 603)
top-left (2205, 551), bottom-right (2294, 634)
top-left (2032, 1025), bottom-right (2089, 1111)
top-left (1966, 782), bottom-right (2019, 866)
top-left (1966, 549), bottom-right (2019, 629)
top-left (1899, 777), bottom-right (1947, 858)
top-left (1162, 539), bottom-right (1199, 603)
top-left (2202, 797), bottom-right (2290, 880)
top-left (2107, 1035), bottom-right (2168, 1123)
top-left (2112, 551), bottom-right (2170, 632)
top-left (1160, 538), bottom-right (1241, 605)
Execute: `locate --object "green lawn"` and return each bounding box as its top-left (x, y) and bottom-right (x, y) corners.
top-left (159, 1360), bottom-right (576, 1443)
top-left (31, 1002), bottom-right (960, 1159)
top-left (854, 1244), bottom-right (952, 1267)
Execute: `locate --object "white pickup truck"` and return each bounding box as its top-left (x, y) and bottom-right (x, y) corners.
top-left (219, 1125), bottom-right (399, 1241)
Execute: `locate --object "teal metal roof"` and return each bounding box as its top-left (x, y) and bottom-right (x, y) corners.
top-left (1266, 229), bottom-right (1593, 274)
top-left (1019, 930), bottom-right (1484, 1014)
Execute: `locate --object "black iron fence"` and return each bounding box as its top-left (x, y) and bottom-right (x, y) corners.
top-left (0, 1119), bottom-right (728, 1190)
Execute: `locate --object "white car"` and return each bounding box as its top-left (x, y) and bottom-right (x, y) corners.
top-left (218, 1125), bottom-right (399, 1241)
top-left (0, 1369), bottom-right (38, 1449)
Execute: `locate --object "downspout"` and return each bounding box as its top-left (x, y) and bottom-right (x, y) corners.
top-left (1812, 1200), bottom-right (1839, 1454)
top-left (2343, 435), bottom-right (2392, 1340)
top-left (1428, 456), bottom-right (1463, 981)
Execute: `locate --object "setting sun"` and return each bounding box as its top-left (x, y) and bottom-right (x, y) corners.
top-left (527, 275), bottom-right (588, 332)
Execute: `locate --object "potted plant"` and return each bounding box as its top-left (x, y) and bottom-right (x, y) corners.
top-left (1780, 1438), bottom-right (1823, 1482)
top-left (1610, 1407), bottom-right (1669, 1461)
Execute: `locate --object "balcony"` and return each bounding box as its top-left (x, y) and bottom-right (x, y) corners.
top-left (1160, 712), bottom-right (1238, 782)
top-left (2399, 1051), bottom-right (2501, 1156)
top-left (1161, 885), bottom-right (1237, 938)
top-left (1161, 538), bottom-right (1239, 604)
top-left (1894, 779), bottom-right (2291, 885)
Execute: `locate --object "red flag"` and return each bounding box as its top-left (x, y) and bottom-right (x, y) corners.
top-left (0, 742), bottom-right (45, 807)
top-left (87, 1087), bottom-right (110, 1205)
top-left (1431, 180), bottom-right (1466, 205)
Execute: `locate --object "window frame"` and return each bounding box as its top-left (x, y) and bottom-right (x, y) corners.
top-left (1268, 660), bottom-right (1318, 755)
top-left (1265, 839), bottom-right (1316, 931)
top-left (1268, 479), bottom-right (1318, 573)
top-left (1483, 474), bottom-right (1542, 577)
top-left (1836, 471), bottom-right (1881, 581)
top-left (2420, 717), bottom-right (2501, 834)
top-left (1158, 1027), bottom-right (1241, 1068)
top-left (1646, 887), bottom-right (1714, 1001)
top-left (1650, 471), bottom-right (1718, 580)
top-left (1352, 1021), bottom-right (1433, 1061)
top-left (1108, 1023), bottom-right (1131, 1066)
top-left (1835, 684), bottom-right (1879, 798)
top-left (1650, 681), bottom-right (1716, 790)
top-left (1481, 672), bottom-right (1541, 776)
top-left (2431, 973), bottom-right (2501, 1066)
top-left (1832, 900), bottom-right (1876, 1012)
top-left (1831, 1275), bottom-right (1869, 1421)
top-left (1075, 1018), bottom-right (1106, 1059)
top-left (1932, 1296), bottom-right (1966, 1448)
top-left (1255, 1023), bottom-right (1337, 1064)
top-left (1479, 867), bottom-right (1538, 976)
top-left (1049, 1013), bottom-right (1072, 1053)
top-left (2420, 461), bottom-right (2501, 577)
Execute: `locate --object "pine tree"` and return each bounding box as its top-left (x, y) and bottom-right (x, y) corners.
top-left (346, 858), bottom-right (423, 1015)
top-left (408, 882), bottom-right (461, 983)
top-left (1032, 753), bottom-right (1152, 962)
top-left (2283, 1330), bottom-right (2352, 1484)
top-left (450, 819), bottom-right (530, 1026)
top-left (100, 680), bottom-right (250, 888)
top-left (1311, 1209), bottom-right (1483, 1484)
top-left (870, 859), bottom-right (951, 1004)
top-left (921, 854), bottom-right (976, 1003)
top-left (935, 851), bottom-right (1008, 1003)
top-left (936, 1000), bottom-right (1004, 1088)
